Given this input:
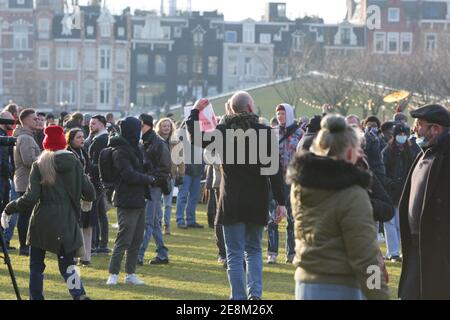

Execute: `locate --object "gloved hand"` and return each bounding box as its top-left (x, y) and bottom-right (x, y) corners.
top-left (1, 211), bottom-right (11, 230)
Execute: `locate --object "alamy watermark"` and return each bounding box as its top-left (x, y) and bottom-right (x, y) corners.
top-left (170, 122), bottom-right (280, 176)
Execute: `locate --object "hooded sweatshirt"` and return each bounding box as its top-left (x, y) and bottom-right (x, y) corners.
top-left (277, 104), bottom-right (303, 176)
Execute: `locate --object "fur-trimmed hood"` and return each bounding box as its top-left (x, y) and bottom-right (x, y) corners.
top-left (287, 152), bottom-right (371, 190)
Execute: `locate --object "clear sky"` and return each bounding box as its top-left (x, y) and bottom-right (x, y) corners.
top-left (85, 0), bottom-right (347, 23)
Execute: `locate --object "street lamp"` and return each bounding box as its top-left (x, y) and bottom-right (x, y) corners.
top-left (129, 102), bottom-right (135, 116)
top-left (381, 105), bottom-right (386, 122)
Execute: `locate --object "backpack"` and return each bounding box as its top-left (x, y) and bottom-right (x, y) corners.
top-left (99, 147), bottom-right (119, 189)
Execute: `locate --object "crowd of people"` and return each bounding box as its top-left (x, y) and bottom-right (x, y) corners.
top-left (0, 92), bottom-right (449, 300)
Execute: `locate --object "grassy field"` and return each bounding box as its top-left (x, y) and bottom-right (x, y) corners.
top-left (0, 204), bottom-right (401, 300)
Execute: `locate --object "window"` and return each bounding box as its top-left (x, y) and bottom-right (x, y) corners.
top-left (137, 54), bottom-right (148, 75)
top-left (225, 31), bottom-right (237, 43)
top-left (86, 25), bottom-right (94, 36)
top-left (38, 47), bottom-right (49, 70)
top-left (425, 33), bottom-right (437, 53)
top-left (13, 25), bottom-right (28, 50)
top-left (193, 32), bottom-right (203, 46)
top-left (100, 48), bottom-right (111, 70)
top-left (243, 24), bottom-right (255, 43)
top-left (174, 26), bottom-right (182, 38)
top-left (228, 56), bottom-right (237, 76)
top-left (115, 81), bottom-right (126, 106)
top-left (100, 23), bottom-right (111, 37)
top-left (83, 79), bottom-right (95, 104)
top-left (56, 80), bottom-right (76, 104)
top-left (277, 3), bottom-right (286, 17)
top-left (259, 33), bottom-right (271, 44)
top-left (193, 56), bottom-right (203, 74)
top-left (245, 57), bottom-right (253, 76)
top-left (341, 27), bottom-right (351, 45)
top-left (133, 25), bottom-right (143, 39)
top-left (155, 54), bottom-right (166, 76)
top-left (292, 33), bottom-right (305, 52)
top-left (84, 48), bottom-right (96, 71)
top-left (57, 48), bottom-right (77, 70)
top-left (387, 32), bottom-right (399, 54)
top-left (374, 32), bottom-right (386, 53)
top-left (177, 56), bottom-right (188, 75)
top-left (118, 27), bottom-right (125, 37)
top-left (38, 81), bottom-right (49, 104)
top-left (115, 49), bottom-right (126, 72)
top-left (401, 33), bottom-right (412, 54)
top-left (38, 18), bottom-right (50, 39)
top-left (208, 56), bottom-right (218, 76)
top-left (99, 80), bottom-right (111, 105)
top-left (388, 8), bottom-right (400, 22)
top-left (162, 26), bottom-right (171, 39)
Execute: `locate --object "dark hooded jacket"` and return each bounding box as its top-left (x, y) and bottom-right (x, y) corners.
top-left (110, 117), bottom-right (154, 209)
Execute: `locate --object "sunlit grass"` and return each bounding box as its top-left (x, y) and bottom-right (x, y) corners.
top-left (0, 204), bottom-right (400, 300)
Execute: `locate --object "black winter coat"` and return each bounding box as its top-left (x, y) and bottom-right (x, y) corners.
top-left (109, 135), bottom-right (153, 209)
top-left (141, 130), bottom-right (171, 184)
top-left (88, 132), bottom-right (109, 192)
top-left (398, 132), bottom-right (450, 299)
top-left (187, 109), bottom-right (285, 226)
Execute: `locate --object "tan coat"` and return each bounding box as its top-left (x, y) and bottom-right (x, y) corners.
top-left (13, 126), bottom-right (41, 192)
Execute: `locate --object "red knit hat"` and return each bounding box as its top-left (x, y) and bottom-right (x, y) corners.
top-left (43, 126), bottom-right (67, 151)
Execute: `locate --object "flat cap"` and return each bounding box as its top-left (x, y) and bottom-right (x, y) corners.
top-left (410, 104), bottom-right (450, 127)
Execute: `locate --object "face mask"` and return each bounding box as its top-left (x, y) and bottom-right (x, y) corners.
top-left (396, 135), bottom-right (407, 145)
top-left (370, 127), bottom-right (379, 136)
top-left (416, 137), bottom-right (429, 148)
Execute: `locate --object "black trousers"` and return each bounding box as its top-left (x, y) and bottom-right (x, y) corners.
top-left (399, 236), bottom-right (421, 300)
top-left (17, 192), bottom-right (32, 253)
top-left (92, 192), bottom-right (109, 249)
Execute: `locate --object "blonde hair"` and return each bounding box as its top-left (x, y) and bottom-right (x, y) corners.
top-left (37, 150), bottom-right (57, 186)
top-left (155, 118), bottom-right (176, 138)
top-left (311, 114), bottom-right (362, 159)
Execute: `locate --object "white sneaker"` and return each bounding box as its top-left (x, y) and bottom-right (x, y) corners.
top-left (106, 274), bottom-right (118, 286)
top-left (124, 274), bottom-right (145, 285)
top-left (267, 254), bottom-right (277, 264)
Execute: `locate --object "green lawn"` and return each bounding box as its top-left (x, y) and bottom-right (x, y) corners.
top-left (0, 204), bottom-right (400, 300)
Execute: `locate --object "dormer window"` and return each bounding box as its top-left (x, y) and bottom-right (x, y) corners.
top-left (87, 25), bottom-right (94, 36)
top-left (100, 24), bottom-right (111, 37)
top-left (118, 27), bottom-right (125, 37)
top-left (192, 25), bottom-right (206, 47)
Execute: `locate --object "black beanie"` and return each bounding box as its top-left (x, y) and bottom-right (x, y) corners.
top-left (139, 113), bottom-right (154, 128)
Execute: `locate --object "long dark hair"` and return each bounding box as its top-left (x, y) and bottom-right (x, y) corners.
top-left (385, 137), bottom-right (414, 174)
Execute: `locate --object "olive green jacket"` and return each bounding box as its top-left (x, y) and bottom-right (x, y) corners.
top-left (6, 151), bottom-right (95, 256)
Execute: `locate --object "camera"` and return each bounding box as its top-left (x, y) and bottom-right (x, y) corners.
top-left (0, 136), bottom-right (16, 146)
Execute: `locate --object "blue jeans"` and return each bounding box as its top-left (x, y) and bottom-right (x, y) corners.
top-left (384, 207), bottom-right (401, 258)
top-left (29, 246), bottom-right (86, 300)
top-left (267, 184), bottom-right (295, 258)
top-left (4, 181), bottom-right (19, 243)
top-left (223, 223), bottom-right (264, 300)
top-left (295, 282), bottom-right (365, 300)
top-left (163, 179), bottom-right (175, 227)
top-left (175, 175), bottom-right (201, 226)
top-left (138, 187), bottom-right (169, 261)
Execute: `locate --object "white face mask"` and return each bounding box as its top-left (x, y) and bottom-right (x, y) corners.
top-left (396, 135), bottom-right (408, 145)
